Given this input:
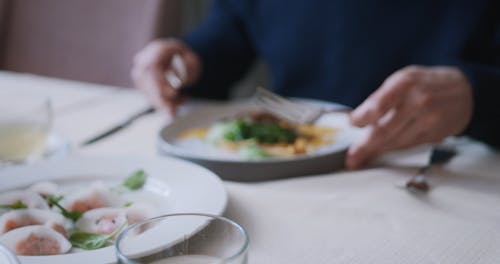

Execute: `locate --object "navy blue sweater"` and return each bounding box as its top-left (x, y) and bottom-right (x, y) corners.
top-left (184, 0), bottom-right (500, 148)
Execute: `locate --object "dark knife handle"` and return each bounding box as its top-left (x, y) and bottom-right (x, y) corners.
top-left (429, 146), bottom-right (457, 165)
top-left (80, 106), bottom-right (155, 146)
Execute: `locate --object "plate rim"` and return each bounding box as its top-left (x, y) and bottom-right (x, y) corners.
top-left (0, 155), bottom-right (228, 264)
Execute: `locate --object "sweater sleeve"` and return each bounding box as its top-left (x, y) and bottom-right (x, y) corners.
top-left (182, 0), bottom-right (256, 100)
top-left (460, 64), bottom-right (500, 148)
top-left (459, 11), bottom-right (500, 148)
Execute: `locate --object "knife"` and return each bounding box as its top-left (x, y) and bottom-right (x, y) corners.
top-left (80, 106), bottom-right (155, 146)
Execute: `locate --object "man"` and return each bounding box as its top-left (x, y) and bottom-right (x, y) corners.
top-left (132, 0), bottom-right (500, 169)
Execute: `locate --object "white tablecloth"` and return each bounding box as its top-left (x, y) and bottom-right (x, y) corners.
top-left (1, 71), bottom-right (499, 264)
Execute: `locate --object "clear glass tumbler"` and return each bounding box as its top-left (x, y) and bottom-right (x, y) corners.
top-left (0, 243), bottom-right (20, 264)
top-left (115, 213), bottom-right (249, 264)
top-left (0, 94), bottom-right (51, 163)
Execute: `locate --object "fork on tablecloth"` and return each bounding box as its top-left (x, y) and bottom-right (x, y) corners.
top-left (405, 146), bottom-right (457, 193)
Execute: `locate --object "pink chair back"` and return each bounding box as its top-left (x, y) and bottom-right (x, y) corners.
top-left (0, 0), bottom-right (181, 88)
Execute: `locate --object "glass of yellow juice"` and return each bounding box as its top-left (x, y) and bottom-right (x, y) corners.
top-left (115, 213), bottom-right (249, 264)
top-left (0, 94), bottom-right (51, 163)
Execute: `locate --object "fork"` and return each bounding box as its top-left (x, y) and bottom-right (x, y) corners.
top-left (81, 54), bottom-right (186, 146)
top-left (405, 146), bottom-right (457, 193)
top-left (165, 54), bottom-right (186, 90)
top-left (254, 87), bottom-right (347, 124)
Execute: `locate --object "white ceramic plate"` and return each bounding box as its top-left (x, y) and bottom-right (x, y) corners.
top-left (0, 156), bottom-right (227, 264)
top-left (158, 99), bottom-right (362, 181)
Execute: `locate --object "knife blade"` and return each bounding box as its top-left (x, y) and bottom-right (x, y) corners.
top-left (80, 106), bottom-right (155, 146)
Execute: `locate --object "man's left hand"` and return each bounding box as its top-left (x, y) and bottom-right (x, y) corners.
top-left (347, 66), bottom-right (473, 169)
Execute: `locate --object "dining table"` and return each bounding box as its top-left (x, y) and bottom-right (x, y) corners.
top-left (1, 70), bottom-right (499, 264)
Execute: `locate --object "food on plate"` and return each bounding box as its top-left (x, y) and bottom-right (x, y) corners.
top-left (28, 181), bottom-right (60, 198)
top-left (0, 225), bottom-right (72, 256)
top-left (179, 111), bottom-right (337, 159)
top-left (0, 191), bottom-right (50, 211)
top-left (61, 182), bottom-right (121, 214)
top-left (0, 169), bottom-right (153, 256)
top-left (121, 169), bottom-right (147, 190)
top-left (68, 221), bottom-right (126, 251)
top-left (0, 209), bottom-right (71, 236)
top-left (124, 202), bottom-right (155, 225)
top-left (75, 208), bottom-right (128, 235)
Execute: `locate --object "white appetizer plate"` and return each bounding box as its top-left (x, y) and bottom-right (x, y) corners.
top-left (0, 156), bottom-right (227, 264)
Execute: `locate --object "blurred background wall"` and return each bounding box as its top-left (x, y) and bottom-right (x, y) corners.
top-left (0, 0), bottom-right (267, 97)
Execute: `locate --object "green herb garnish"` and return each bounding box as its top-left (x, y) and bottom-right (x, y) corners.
top-left (239, 144), bottom-right (270, 160)
top-left (0, 200), bottom-right (28, 210)
top-left (47, 195), bottom-right (63, 204)
top-left (222, 120), bottom-right (248, 141)
top-left (124, 201), bottom-right (133, 207)
top-left (219, 120), bottom-right (297, 144)
top-left (46, 195), bottom-right (83, 222)
top-left (247, 122), bottom-right (297, 143)
top-left (123, 170), bottom-right (147, 190)
top-left (69, 222), bottom-right (126, 250)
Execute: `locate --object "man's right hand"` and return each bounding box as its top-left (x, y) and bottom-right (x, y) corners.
top-left (131, 39), bottom-right (201, 116)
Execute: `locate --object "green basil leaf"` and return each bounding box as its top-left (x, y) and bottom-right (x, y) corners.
top-left (46, 195), bottom-right (83, 222)
top-left (69, 232), bottom-right (111, 250)
top-left (123, 170), bottom-right (147, 190)
top-left (0, 200), bottom-right (28, 210)
top-left (46, 195), bottom-right (61, 207)
top-left (70, 222), bottom-right (126, 250)
top-left (63, 210), bottom-right (83, 222)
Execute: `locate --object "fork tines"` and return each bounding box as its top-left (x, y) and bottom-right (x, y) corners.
top-left (254, 87), bottom-right (323, 124)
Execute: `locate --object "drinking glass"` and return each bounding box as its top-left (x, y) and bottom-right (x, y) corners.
top-left (115, 213), bottom-right (249, 264)
top-left (0, 94), bottom-right (51, 163)
top-left (0, 243), bottom-right (20, 264)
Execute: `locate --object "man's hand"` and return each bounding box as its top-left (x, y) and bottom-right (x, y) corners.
top-left (347, 66), bottom-right (473, 169)
top-left (131, 39), bottom-right (201, 116)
